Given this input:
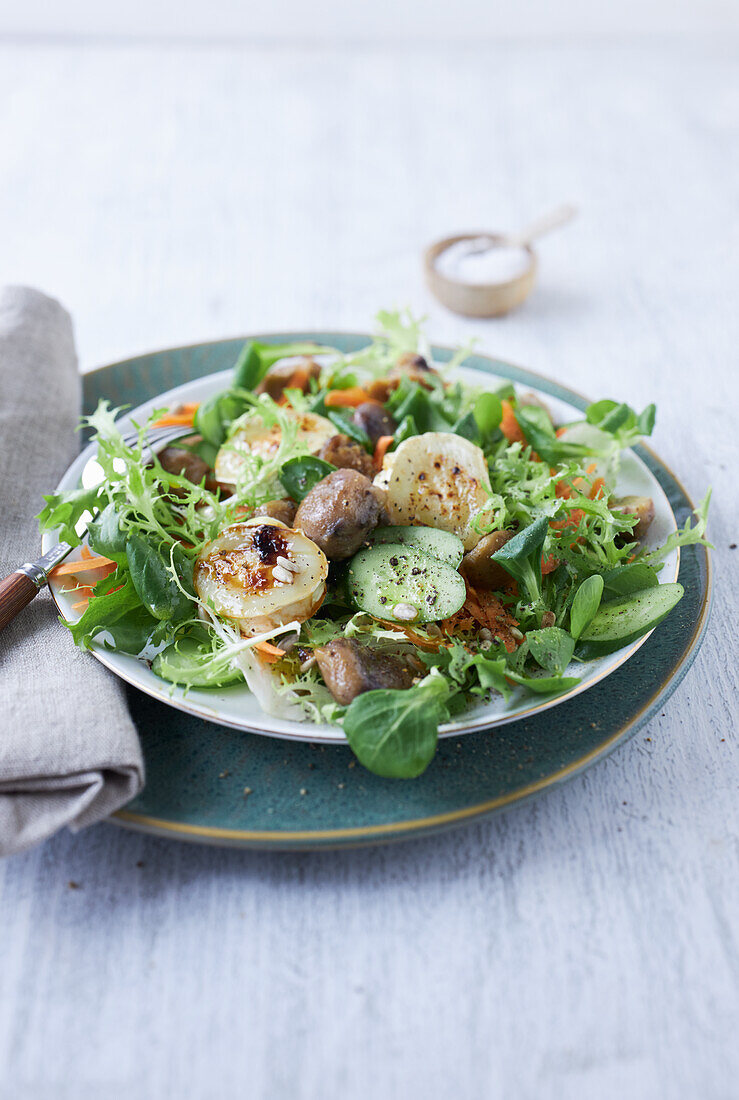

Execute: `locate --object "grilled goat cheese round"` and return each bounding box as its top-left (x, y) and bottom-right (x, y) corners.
top-left (380, 432), bottom-right (495, 551)
top-left (194, 518), bottom-right (328, 636)
top-left (214, 408), bottom-right (335, 487)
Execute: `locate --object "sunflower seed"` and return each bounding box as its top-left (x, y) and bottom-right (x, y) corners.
top-left (276, 555), bottom-right (298, 573)
top-left (272, 565), bottom-right (294, 584)
top-left (392, 603), bottom-right (418, 622)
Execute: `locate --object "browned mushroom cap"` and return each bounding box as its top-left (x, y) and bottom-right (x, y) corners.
top-left (314, 638), bottom-right (416, 705)
top-left (389, 352), bottom-right (438, 391)
top-left (317, 434), bottom-right (374, 477)
top-left (365, 352), bottom-right (439, 402)
top-left (352, 402), bottom-right (397, 445)
top-left (157, 444), bottom-right (225, 495)
top-left (612, 496), bottom-right (655, 540)
top-left (397, 351), bottom-right (432, 372)
top-left (461, 530), bottom-right (513, 590)
top-left (158, 445), bottom-right (211, 486)
top-left (293, 468), bottom-right (387, 560)
top-left (255, 357), bottom-right (321, 400)
top-left (253, 498), bottom-right (298, 526)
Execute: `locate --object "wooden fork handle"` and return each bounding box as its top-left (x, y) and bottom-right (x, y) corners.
top-left (0, 572), bottom-right (39, 632)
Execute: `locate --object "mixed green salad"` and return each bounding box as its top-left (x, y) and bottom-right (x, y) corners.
top-left (40, 311), bottom-right (711, 778)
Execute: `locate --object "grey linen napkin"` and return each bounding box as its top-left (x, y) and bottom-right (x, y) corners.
top-left (0, 286), bottom-right (144, 855)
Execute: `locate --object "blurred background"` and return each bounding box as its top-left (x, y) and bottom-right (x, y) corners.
top-left (4, 0), bottom-right (739, 40)
top-left (0, 2), bottom-right (736, 385)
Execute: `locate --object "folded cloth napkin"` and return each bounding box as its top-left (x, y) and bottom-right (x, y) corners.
top-left (0, 286), bottom-right (144, 855)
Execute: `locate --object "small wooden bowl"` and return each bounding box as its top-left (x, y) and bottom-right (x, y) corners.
top-left (424, 233), bottom-right (538, 318)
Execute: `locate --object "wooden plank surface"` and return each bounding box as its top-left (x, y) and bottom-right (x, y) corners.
top-left (0, 39), bottom-right (736, 1100)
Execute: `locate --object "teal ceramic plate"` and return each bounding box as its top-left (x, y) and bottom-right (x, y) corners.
top-left (74, 334), bottom-right (710, 849)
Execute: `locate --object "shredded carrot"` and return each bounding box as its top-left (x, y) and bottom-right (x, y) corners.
top-left (373, 434), bottom-right (395, 470)
top-left (253, 641), bottom-right (286, 663)
top-left (569, 464), bottom-right (599, 495)
top-left (51, 554), bottom-right (116, 578)
top-left (150, 412), bottom-right (197, 428)
top-left (377, 621), bottom-right (444, 652)
top-left (541, 554), bottom-right (559, 575)
top-left (447, 581), bottom-right (521, 653)
top-left (69, 583), bottom-right (95, 612)
top-left (80, 544), bottom-right (92, 560)
top-left (551, 508), bottom-right (585, 532)
top-left (440, 610), bottom-right (477, 635)
top-left (286, 367), bottom-right (310, 391)
top-left (276, 367), bottom-right (314, 403)
top-left (71, 593), bottom-right (94, 612)
top-left (589, 477), bottom-right (606, 500)
top-left (151, 402), bottom-right (200, 428)
top-left (325, 387), bottom-right (371, 408)
top-left (500, 400), bottom-right (526, 444)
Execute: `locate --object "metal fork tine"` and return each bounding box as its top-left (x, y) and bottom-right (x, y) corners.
top-left (119, 424), bottom-right (194, 452)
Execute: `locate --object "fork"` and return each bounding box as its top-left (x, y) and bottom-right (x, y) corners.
top-left (0, 423), bottom-right (194, 632)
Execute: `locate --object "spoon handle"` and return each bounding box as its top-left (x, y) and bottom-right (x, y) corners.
top-left (512, 203), bottom-right (578, 248)
top-left (0, 542), bottom-right (72, 633)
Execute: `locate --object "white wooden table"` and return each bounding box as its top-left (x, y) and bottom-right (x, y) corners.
top-left (0, 38), bottom-right (737, 1100)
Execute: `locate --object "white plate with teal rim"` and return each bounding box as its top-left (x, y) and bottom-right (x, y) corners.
top-left (43, 349), bottom-right (680, 745)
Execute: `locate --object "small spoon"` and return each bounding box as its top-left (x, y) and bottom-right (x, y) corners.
top-left (424, 203), bottom-right (577, 318)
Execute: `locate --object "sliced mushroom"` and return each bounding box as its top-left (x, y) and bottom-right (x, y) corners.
top-left (253, 498), bottom-right (298, 526)
top-left (388, 351), bottom-right (438, 391)
top-left (612, 496), bottom-right (655, 540)
top-left (397, 351), bottom-right (431, 372)
top-left (158, 445), bottom-right (211, 486)
top-left (255, 357), bottom-right (321, 401)
top-left (294, 468), bottom-right (388, 560)
top-left (157, 444), bottom-right (223, 495)
top-left (317, 434), bottom-right (374, 477)
top-left (461, 530), bottom-right (513, 590)
top-left (366, 352), bottom-right (439, 402)
top-left (314, 638), bottom-right (416, 705)
top-left (352, 402), bottom-right (397, 445)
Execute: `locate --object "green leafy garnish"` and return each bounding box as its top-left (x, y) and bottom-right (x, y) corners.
top-left (490, 515), bottom-right (550, 613)
top-left (473, 392), bottom-right (503, 438)
top-left (125, 534), bottom-right (195, 622)
top-left (279, 456), bottom-right (336, 501)
top-left (569, 575), bottom-right (604, 640)
top-left (64, 570), bottom-right (143, 648)
top-left (527, 627), bottom-right (576, 675)
top-left (326, 408), bottom-right (372, 449)
top-left (343, 672), bottom-right (451, 778)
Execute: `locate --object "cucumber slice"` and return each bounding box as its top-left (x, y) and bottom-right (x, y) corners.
top-left (368, 525), bottom-right (465, 569)
top-left (152, 638), bottom-right (244, 689)
top-left (347, 543), bottom-right (466, 623)
top-left (601, 561), bottom-right (659, 596)
top-left (576, 582), bottom-right (684, 657)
